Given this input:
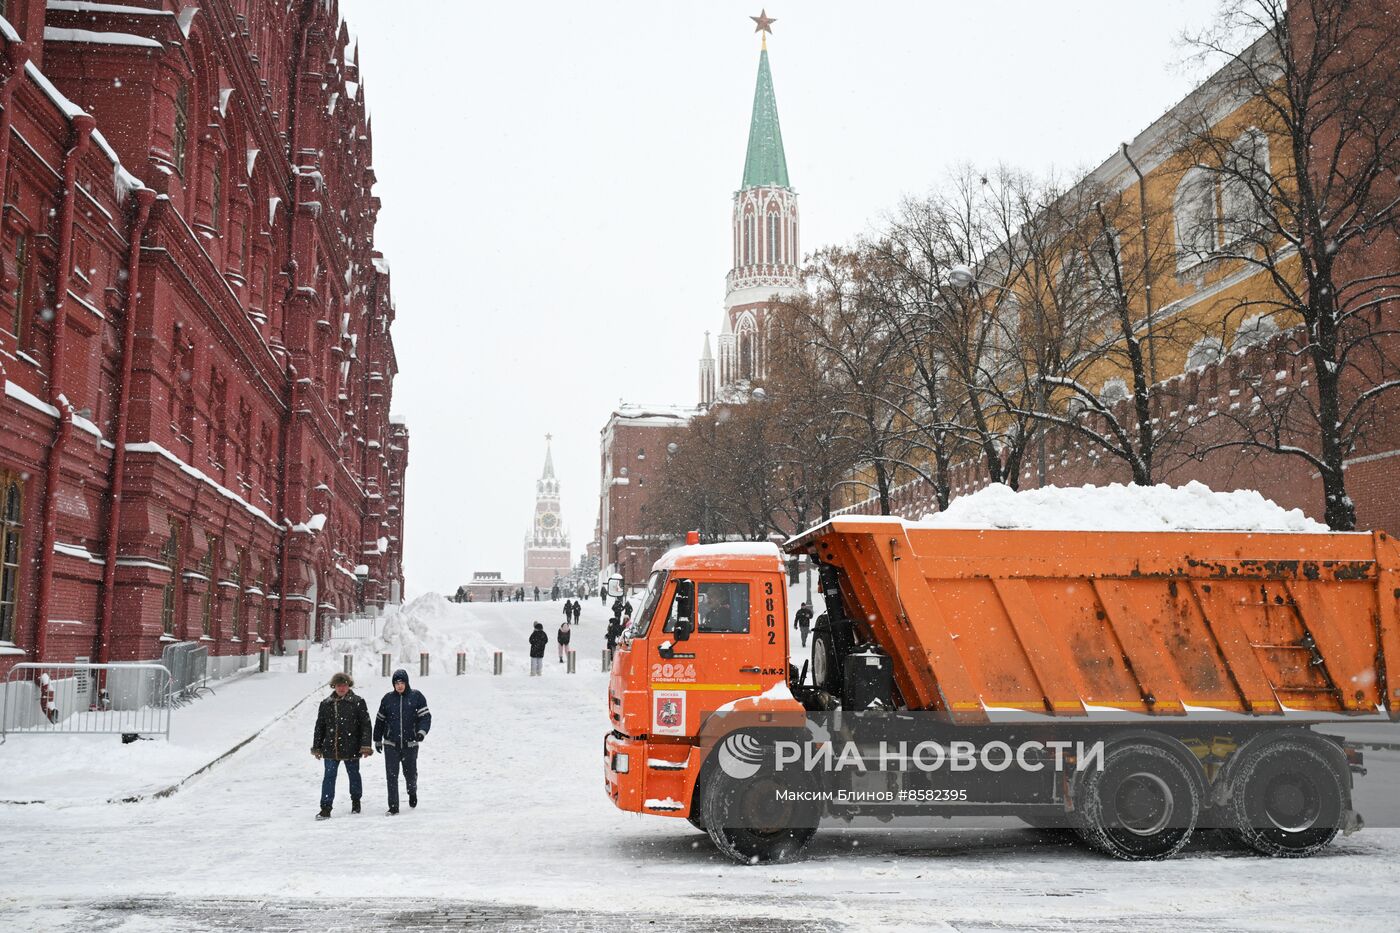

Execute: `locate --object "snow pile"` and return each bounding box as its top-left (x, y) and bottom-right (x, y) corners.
top-left (919, 481), bottom-right (1329, 533)
top-left (372, 593), bottom-right (459, 668)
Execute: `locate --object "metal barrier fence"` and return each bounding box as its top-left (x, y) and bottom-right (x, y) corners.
top-left (323, 613), bottom-right (381, 644)
top-left (160, 641), bottom-right (212, 706)
top-left (1, 663), bottom-right (173, 741)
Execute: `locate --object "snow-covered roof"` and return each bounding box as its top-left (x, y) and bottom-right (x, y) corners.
top-left (659, 541), bottom-right (784, 571)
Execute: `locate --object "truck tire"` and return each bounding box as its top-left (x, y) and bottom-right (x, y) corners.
top-left (810, 631), bottom-right (837, 693)
top-left (1222, 734), bottom-right (1347, 857)
top-left (1074, 742), bottom-right (1200, 860)
top-left (700, 737), bottom-right (819, 864)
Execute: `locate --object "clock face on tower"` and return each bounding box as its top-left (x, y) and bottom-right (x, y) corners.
top-left (540, 512), bottom-right (558, 530)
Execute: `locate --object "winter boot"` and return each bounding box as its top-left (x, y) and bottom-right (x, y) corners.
top-left (408, 791), bottom-right (418, 809)
top-left (387, 805), bottom-right (399, 815)
top-left (316, 806), bottom-right (332, 820)
top-left (351, 798), bottom-right (361, 814)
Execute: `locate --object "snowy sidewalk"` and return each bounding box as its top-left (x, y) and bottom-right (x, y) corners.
top-left (0, 659), bottom-right (321, 804)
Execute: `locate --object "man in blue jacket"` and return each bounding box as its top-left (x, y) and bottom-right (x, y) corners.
top-left (372, 668), bottom-right (431, 815)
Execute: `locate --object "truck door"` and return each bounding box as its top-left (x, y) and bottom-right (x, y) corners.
top-left (648, 575), bottom-right (771, 736)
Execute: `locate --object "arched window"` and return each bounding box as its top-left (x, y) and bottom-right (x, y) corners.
top-left (743, 211), bottom-right (754, 266)
top-left (173, 83), bottom-right (190, 176)
top-left (210, 154), bottom-right (223, 230)
top-left (736, 318), bottom-right (756, 381)
top-left (1221, 128), bottom-right (1271, 245)
top-left (10, 230), bottom-right (29, 339)
top-left (230, 549), bottom-right (245, 640)
top-left (160, 520), bottom-right (182, 637)
top-left (0, 477), bottom-right (23, 644)
top-left (767, 210), bottom-right (779, 264)
top-left (1186, 335), bottom-right (1225, 371)
top-left (1174, 167), bottom-right (1217, 269)
top-left (200, 534), bottom-right (218, 637)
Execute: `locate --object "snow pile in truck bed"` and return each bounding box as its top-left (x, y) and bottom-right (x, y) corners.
top-left (918, 481), bottom-right (1330, 532)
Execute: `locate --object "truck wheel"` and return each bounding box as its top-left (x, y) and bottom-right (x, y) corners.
top-left (1223, 735), bottom-right (1346, 857)
top-left (810, 631), bottom-right (837, 692)
top-left (700, 739), bottom-right (818, 864)
top-left (1074, 742), bottom-right (1200, 860)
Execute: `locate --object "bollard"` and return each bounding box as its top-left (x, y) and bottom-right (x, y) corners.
top-left (381, 652), bottom-right (391, 677)
top-left (420, 652), bottom-right (429, 677)
top-left (601, 649), bottom-right (611, 673)
top-left (258, 648), bottom-right (269, 673)
top-left (343, 653), bottom-right (354, 676)
top-left (456, 652), bottom-right (466, 676)
top-left (297, 648), bottom-right (308, 673)
top-left (567, 650), bottom-right (576, 674)
top-left (493, 651), bottom-right (503, 676)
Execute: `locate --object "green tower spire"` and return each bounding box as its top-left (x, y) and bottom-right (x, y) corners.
top-left (741, 46), bottom-right (789, 189)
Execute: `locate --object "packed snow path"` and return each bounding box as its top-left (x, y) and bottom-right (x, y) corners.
top-left (1, 597), bottom-right (1398, 932)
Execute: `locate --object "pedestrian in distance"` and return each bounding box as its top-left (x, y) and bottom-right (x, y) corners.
top-left (373, 668), bottom-right (431, 815)
top-left (558, 620), bottom-right (572, 662)
top-left (529, 622), bottom-right (548, 675)
top-left (311, 671), bottom-right (373, 820)
top-left (794, 601), bottom-right (813, 648)
top-left (562, 599), bottom-right (574, 626)
top-left (605, 615), bottom-right (620, 660)
top-left (571, 599), bottom-right (581, 625)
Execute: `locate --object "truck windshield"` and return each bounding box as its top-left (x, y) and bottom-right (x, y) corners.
top-left (624, 571), bottom-right (667, 640)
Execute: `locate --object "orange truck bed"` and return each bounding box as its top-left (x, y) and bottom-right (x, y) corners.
top-left (786, 518), bottom-right (1400, 722)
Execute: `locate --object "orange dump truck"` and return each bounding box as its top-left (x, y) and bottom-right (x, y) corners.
top-left (604, 518), bottom-right (1397, 862)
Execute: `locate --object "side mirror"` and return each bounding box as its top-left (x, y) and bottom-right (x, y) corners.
top-left (672, 580), bottom-right (693, 641)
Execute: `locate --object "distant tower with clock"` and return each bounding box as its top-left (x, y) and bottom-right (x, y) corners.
top-left (524, 436), bottom-right (572, 590)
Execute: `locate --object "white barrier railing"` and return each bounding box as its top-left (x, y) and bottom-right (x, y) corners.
top-left (1, 662), bottom-right (174, 742)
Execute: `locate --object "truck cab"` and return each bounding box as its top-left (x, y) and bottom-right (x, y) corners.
top-left (604, 540), bottom-right (803, 822)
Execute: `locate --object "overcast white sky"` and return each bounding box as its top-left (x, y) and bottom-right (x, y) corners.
top-left (338, 0), bottom-right (1223, 597)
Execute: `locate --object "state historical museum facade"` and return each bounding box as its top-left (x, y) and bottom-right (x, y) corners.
top-left (0, 0), bottom-right (407, 675)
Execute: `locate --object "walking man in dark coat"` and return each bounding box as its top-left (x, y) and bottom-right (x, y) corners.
top-left (529, 622), bottom-right (548, 675)
top-left (373, 668), bottom-right (432, 815)
top-left (562, 599), bottom-right (574, 627)
top-left (571, 599), bottom-right (581, 624)
top-left (794, 601), bottom-right (814, 648)
top-left (312, 671), bottom-right (373, 819)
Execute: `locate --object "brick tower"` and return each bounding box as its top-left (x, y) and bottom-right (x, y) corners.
top-left (523, 436), bottom-right (571, 591)
top-left (701, 25), bottom-right (801, 406)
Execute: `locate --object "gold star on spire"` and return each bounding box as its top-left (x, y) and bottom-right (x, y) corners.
top-left (750, 9), bottom-right (777, 47)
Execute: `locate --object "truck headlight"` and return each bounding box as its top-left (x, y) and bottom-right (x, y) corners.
top-left (613, 752), bottom-right (629, 773)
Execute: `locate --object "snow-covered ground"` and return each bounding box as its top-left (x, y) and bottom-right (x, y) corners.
top-left (1, 595), bottom-right (1397, 931)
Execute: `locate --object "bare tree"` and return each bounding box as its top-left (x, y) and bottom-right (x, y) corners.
top-left (771, 247), bottom-right (912, 514)
top-left (1004, 178), bottom-right (1196, 485)
top-left (865, 197), bottom-right (979, 510)
top-left (1180, 0), bottom-right (1400, 529)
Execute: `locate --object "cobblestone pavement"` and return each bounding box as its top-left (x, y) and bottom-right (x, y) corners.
top-left (6, 898), bottom-right (843, 932)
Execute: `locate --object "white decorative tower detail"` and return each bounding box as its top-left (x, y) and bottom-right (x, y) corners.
top-left (523, 435), bottom-right (572, 590)
top-left (702, 12), bottom-right (801, 405)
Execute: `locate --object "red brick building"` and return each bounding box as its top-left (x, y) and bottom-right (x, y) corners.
top-left (0, 0), bottom-right (407, 678)
top-left (597, 404), bottom-right (694, 589)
